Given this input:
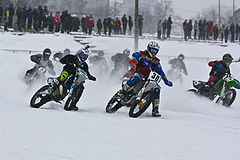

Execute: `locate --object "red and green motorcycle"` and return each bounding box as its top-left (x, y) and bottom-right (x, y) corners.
top-left (188, 73), bottom-right (240, 107)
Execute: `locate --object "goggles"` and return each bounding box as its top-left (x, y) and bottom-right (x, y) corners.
top-left (150, 48), bottom-right (158, 54)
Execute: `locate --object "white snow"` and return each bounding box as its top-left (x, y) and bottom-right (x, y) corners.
top-left (0, 32), bottom-right (240, 160)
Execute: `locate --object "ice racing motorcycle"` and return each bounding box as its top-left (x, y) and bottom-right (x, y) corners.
top-left (188, 73), bottom-right (240, 107)
top-left (30, 68), bottom-right (89, 109)
top-left (24, 66), bottom-right (48, 85)
top-left (166, 68), bottom-right (183, 82)
top-left (106, 71), bottom-right (162, 118)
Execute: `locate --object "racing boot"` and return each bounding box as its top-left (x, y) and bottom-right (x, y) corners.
top-left (152, 99), bottom-right (161, 117)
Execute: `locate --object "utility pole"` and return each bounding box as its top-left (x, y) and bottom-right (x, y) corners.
top-left (134, 0), bottom-right (139, 52)
top-left (233, 0), bottom-right (235, 25)
top-left (218, 0), bottom-right (221, 40)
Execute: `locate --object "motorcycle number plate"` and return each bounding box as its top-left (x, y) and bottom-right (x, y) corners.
top-left (150, 72), bottom-right (162, 84)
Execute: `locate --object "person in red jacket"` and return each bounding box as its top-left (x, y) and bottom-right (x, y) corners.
top-left (200, 53), bottom-right (233, 100)
top-left (86, 14), bottom-right (94, 35)
top-left (54, 12), bottom-right (61, 32)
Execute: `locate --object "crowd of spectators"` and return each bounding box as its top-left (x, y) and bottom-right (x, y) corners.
top-left (1, 3), bottom-right (239, 43)
top-left (0, 3), bottom-right (143, 36)
top-left (182, 19), bottom-right (240, 43)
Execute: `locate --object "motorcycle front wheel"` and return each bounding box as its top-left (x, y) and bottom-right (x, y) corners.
top-left (106, 92), bottom-right (123, 113)
top-left (216, 89), bottom-right (236, 107)
top-left (129, 92), bottom-right (152, 118)
top-left (30, 85), bottom-right (52, 108)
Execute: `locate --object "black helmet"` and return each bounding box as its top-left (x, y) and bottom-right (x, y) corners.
top-left (222, 53), bottom-right (233, 66)
top-left (98, 50), bottom-right (104, 57)
top-left (123, 49), bottom-right (130, 56)
top-left (43, 48), bottom-right (51, 60)
top-left (178, 54), bottom-right (185, 60)
top-left (147, 41), bottom-right (160, 58)
top-left (63, 48), bottom-right (70, 55)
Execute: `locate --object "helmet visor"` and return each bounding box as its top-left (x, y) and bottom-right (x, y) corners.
top-left (224, 57), bottom-right (232, 65)
top-left (150, 48), bottom-right (158, 54)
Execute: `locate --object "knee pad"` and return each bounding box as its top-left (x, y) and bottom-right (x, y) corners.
top-left (127, 74), bottom-right (141, 86)
top-left (59, 71), bottom-right (69, 82)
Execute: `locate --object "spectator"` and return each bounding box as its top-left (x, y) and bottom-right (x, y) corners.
top-left (157, 19), bottom-right (162, 39)
top-left (103, 18), bottom-right (108, 36)
top-left (4, 7), bottom-right (9, 31)
top-left (221, 24), bottom-right (225, 41)
top-left (236, 23), bottom-right (239, 40)
top-left (72, 15), bottom-right (80, 32)
top-left (27, 6), bottom-right (33, 31)
top-left (81, 15), bottom-right (87, 33)
top-left (8, 3), bottom-right (14, 28)
top-left (114, 17), bottom-right (121, 34)
top-left (32, 8), bottom-right (39, 32)
top-left (187, 20), bottom-right (192, 39)
top-left (213, 24), bottom-right (218, 41)
top-left (194, 20), bottom-right (198, 39)
top-left (162, 19), bottom-right (167, 39)
top-left (183, 20), bottom-right (188, 41)
top-left (230, 23), bottom-right (235, 42)
top-left (86, 14), bottom-right (94, 35)
top-left (224, 27), bottom-right (229, 43)
top-left (108, 18), bottom-right (114, 36)
top-left (198, 20), bottom-right (203, 40)
top-left (166, 16), bottom-right (172, 38)
top-left (54, 12), bottom-right (61, 32)
top-left (121, 14), bottom-right (127, 34)
top-left (48, 12), bottom-right (54, 32)
top-left (0, 4), bottom-right (3, 23)
top-left (138, 15), bottom-right (143, 36)
top-left (209, 21), bottom-right (214, 38)
top-left (42, 12), bottom-right (49, 33)
top-left (97, 19), bottom-right (102, 35)
top-left (128, 16), bottom-right (133, 35)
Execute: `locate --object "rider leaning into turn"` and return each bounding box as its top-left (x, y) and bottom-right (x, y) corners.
top-left (50, 45), bottom-right (96, 111)
top-left (25, 48), bottom-right (56, 78)
top-left (203, 53), bottom-right (233, 99)
top-left (118, 41), bottom-right (173, 117)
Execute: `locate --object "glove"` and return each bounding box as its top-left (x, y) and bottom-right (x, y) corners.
top-left (213, 63), bottom-right (227, 74)
top-left (89, 75), bottom-right (96, 81)
top-left (163, 77), bottom-right (173, 87)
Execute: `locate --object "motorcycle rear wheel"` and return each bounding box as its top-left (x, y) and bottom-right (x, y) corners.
top-left (30, 85), bottom-right (52, 108)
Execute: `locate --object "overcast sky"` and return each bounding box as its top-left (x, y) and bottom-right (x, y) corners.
top-left (171, 0), bottom-right (239, 18)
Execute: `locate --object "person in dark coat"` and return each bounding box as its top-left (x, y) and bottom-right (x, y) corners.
top-left (72, 16), bottom-right (80, 32)
top-left (183, 20), bottom-right (188, 41)
top-left (48, 12), bottom-right (54, 32)
top-left (27, 6), bottom-right (33, 31)
top-left (103, 18), bottom-right (108, 36)
top-left (198, 20), bottom-right (203, 40)
top-left (166, 16), bottom-right (172, 38)
top-left (157, 20), bottom-right (162, 39)
top-left (187, 20), bottom-right (192, 39)
top-left (213, 24), bottom-right (218, 41)
top-left (224, 27), bottom-right (229, 43)
top-left (81, 15), bottom-right (87, 33)
top-left (138, 15), bottom-right (143, 36)
top-left (230, 23), bottom-right (235, 42)
top-left (97, 19), bottom-right (102, 35)
top-left (0, 4), bottom-right (3, 23)
top-left (108, 18), bottom-right (113, 36)
top-left (32, 8), bottom-right (39, 32)
top-left (128, 16), bottom-right (133, 35)
top-left (235, 23), bottom-right (239, 40)
top-left (8, 3), bottom-right (14, 28)
top-left (162, 19), bottom-right (167, 39)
